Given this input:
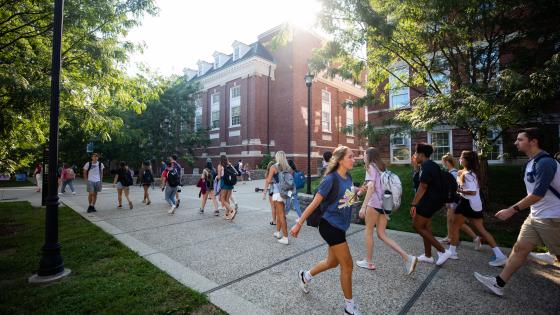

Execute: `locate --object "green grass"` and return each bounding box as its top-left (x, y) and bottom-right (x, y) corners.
top-left (0, 179), bottom-right (34, 187)
top-left (302, 165), bottom-right (526, 248)
top-left (0, 202), bottom-right (223, 315)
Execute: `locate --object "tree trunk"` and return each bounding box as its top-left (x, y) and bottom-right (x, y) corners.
top-left (478, 153), bottom-right (490, 209)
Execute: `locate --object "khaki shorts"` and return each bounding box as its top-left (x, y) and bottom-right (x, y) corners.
top-left (518, 216), bottom-right (560, 256)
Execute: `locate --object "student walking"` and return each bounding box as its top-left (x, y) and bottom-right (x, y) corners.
top-left (448, 151), bottom-right (507, 265)
top-left (33, 163), bottom-right (42, 192)
top-left (410, 144), bottom-right (453, 266)
top-left (161, 160), bottom-right (181, 214)
top-left (138, 161), bottom-right (154, 205)
top-left (475, 128), bottom-right (560, 296)
top-left (83, 153), bottom-right (104, 213)
top-left (287, 159), bottom-right (303, 220)
top-left (199, 161), bottom-right (219, 215)
top-left (357, 147), bottom-right (418, 274)
top-left (113, 161), bottom-right (134, 209)
top-left (217, 154), bottom-right (238, 220)
top-left (264, 151), bottom-right (293, 245)
top-left (265, 161), bottom-right (277, 226)
top-left (170, 154), bottom-right (182, 208)
top-left (440, 153), bottom-right (481, 249)
top-left (60, 163), bottom-right (76, 195)
top-left (290, 146), bottom-right (362, 315)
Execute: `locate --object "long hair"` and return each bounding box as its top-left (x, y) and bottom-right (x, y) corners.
top-left (325, 146), bottom-right (351, 176)
top-left (442, 153), bottom-right (456, 169)
top-left (364, 147), bottom-right (386, 173)
top-left (206, 161), bottom-right (214, 171)
top-left (458, 150), bottom-right (481, 187)
top-left (265, 161), bottom-right (275, 177)
top-left (274, 151), bottom-right (291, 172)
top-left (202, 168), bottom-right (210, 180)
top-left (220, 155), bottom-right (229, 167)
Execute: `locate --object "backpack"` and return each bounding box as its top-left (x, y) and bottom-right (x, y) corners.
top-left (524, 153), bottom-right (560, 199)
top-left (167, 168), bottom-right (180, 187)
top-left (442, 169), bottom-right (459, 203)
top-left (87, 161), bottom-right (102, 172)
top-left (123, 170), bottom-right (134, 186)
top-left (66, 168), bottom-right (76, 180)
top-left (293, 171), bottom-right (305, 190)
top-left (277, 166), bottom-right (295, 199)
top-left (142, 169), bottom-right (154, 184)
top-left (223, 165), bottom-right (238, 186)
top-left (373, 165), bottom-right (402, 211)
top-left (205, 168), bottom-right (215, 189)
top-left (306, 173), bottom-right (345, 227)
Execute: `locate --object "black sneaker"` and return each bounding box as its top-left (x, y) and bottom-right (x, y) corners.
top-left (87, 205), bottom-right (94, 213)
top-left (91, 206), bottom-right (97, 212)
top-left (199, 208), bottom-right (204, 214)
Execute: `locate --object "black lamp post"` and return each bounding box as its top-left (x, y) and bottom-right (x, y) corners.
top-left (304, 73), bottom-right (314, 195)
top-left (29, 0), bottom-right (71, 283)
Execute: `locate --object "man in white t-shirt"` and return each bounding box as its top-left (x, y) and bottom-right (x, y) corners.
top-left (83, 153), bottom-right (105, 213)
top-left (475, 128), bottom-right (560, 296)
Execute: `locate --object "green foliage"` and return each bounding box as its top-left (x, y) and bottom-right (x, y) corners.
top-left (258, 153), bottom-right (274, 169)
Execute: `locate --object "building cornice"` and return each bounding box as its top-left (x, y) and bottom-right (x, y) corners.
top-left (196, 56), bottom-right (276, 90)
top-left (315, 76), bottom-right (366, 98)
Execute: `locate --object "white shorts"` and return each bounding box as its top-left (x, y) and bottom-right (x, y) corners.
top-left (272, 193), bottom-right (285, 203)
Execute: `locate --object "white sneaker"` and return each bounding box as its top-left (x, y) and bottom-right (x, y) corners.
top-left (278, 237), bottom-right (289, 245)
top-left (168, 205), bottom-right (176, 215)
top-left (530, 252), bottom-right (557, 265)
top-left (436, 250), bottom-right (453, 266)
top-left (356, 260), bottom-right (376, 270)
top-left (449, 251), bottom-right (458, 260)
top-left (404, 255), bottom-right (418, 275)
top-left (489, 255), bottom-right (507, 267)
top-left (474, 237), bottom-right (482, 251)
top-left (344, 304), bottom-right (362, 315)
top-left (273, 231), bottom-right (281, 239)
top-left (417, 254), bottom-right (434, 264)
top-left (72, 192), bottom-right (76, 195)
top-left (298, 270), bottom-right (309, 293)
top-left (474, 272), bottom-right (504, 296)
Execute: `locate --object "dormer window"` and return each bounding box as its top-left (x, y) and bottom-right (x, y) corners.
top-left (233, 47), bottom-right (241, 61)
top-left (214, 57), bottom-right (220, 69)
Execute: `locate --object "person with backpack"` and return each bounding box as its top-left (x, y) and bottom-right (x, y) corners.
top-left (288, 159), bottom-right (304, 220)
top-left (475, 128), bottom-right (560, 296)
top-left (410, 143), bottom-right (453, 266)
top-left (169, 154), bottom-right (183, 208)
top-left (217, 154), bottom-right (237, 221)
top-left (113, 161), bottom-right (134, 209)
top-left (33, 163), bottom-right (43, 192)
top-left (60, 163), bottom-right (76, 195)
top-left (83, 153), bottom-right (105, 213)
top-left (161, 160), bottom-right (180, 214)
top-left (448, 151), bottom-right (507, 265)
top-left (199, 160), bottom-right (219, 215)
top-left (264, 161), bottom-right (277, 226)
top-left (290, 146), bottom-right (363, 315)
top-left (356, 147), bottom-right (418, 274)
top-left (138, 161), bottom-right (154, 205)
top-left (264, 151), bottom-right (294, 245)
top-left (441, 153), bottom-right (481, 248)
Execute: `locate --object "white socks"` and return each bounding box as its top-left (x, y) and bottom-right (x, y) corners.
top-left (304, 270), bottom-right (313, 283)
top-left (492, 246), bottom-right (505, 258)
top-left (449, 245), bottom-right (457, 254)
top-left (344, 298), bottom-right (355, 311)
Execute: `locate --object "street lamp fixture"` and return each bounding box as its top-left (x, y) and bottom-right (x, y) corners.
top-left (304, 73), bottom-right (314, 194)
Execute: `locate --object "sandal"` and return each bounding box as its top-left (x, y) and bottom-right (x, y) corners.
top-left (269, 221), bottom-right (276, 225)
top-left (229, 209), bottom-right (238, 221)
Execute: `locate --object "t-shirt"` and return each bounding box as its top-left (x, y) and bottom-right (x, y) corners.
top-left (524, 151), bottom-right (560, 219)
top-left (83, 162), bottom-right (104, 182)
top-left (116, 168), bottom-right (132, 186)
top-left (317, 171), bottom-right (356, 232)
top-left (417, 160), bottom-right (444, 210)
top-left (458, 171), bottom-right (482, 211)
top-left (364, 165), bottom-right (383, 209)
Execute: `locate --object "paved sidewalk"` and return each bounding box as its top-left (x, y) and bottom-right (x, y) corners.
top-left (2, 180), bottom-right (559, 314)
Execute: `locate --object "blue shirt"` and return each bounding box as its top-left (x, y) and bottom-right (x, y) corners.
top-left (317, 171), bottom-right (355, 231)
top-left (524, 151), bottom-right (560, 218)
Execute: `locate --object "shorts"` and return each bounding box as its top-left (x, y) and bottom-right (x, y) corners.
top-left (87, 181), bottom-right (102, 193)
top-left (318, 219), bottom-right (347, 246)
top-left (272, 193), bottom-right (285, 203)
top-left (373, 208), bottom-right (392, 215)
top-left (454, 198), bottom-right (483, 219)
top-left (518, 216), bottom-right (560, 256)
top-left (116, 182), bottom-right (129, 190)
top-left (416, 203), bottom-right (443, 219)
top-left (220, 179), bottom-right (233, 191)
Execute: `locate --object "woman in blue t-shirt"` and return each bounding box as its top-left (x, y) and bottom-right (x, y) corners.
top-left (290, 146), bottom-right (363, 315)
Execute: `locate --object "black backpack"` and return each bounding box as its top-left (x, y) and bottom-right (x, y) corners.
top-left (142, 170), bottom-right (154, 184)
top-left (306, 173), bottom-right (348, 227)
top-left (205, 168), bottom-right (216, 189)
top-left (167, 168), bottom-right (180, 187)
top-left (223, 165), bottom-right (238, 186)
top-left (442, 169), bottom-right (459, 203)
top-left (123, 170), bottom-right (134, 186)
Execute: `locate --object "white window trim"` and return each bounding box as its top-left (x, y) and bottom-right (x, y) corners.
top-left (194, 99), bottom-right (202, 131)
top-left (427, 130), bottom-right (453, 163)
top-left (390, 132), bottom-right (411, 164)
top-left (229, 86), bottom-right (241, 128)
top-left (210, 93), bottom-right (220, 131)
top-left (389, 66), bottom-right (410, 109)
top-left (346, 101), bottom-right (354, 137)
top-left (321, 90), bottom-right (332, 133)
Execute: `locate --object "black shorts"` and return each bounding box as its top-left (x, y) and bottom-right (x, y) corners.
top-left (374, 208), bottom-right (392, 215)
top-left (455, 197), bottom-right (483, 219)
top-left (318, 219), bottom-right (346, 246)
top-left (416, 203), bottom-right (443, 219)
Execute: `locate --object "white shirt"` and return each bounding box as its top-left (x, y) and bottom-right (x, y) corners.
top-left (458, 171), bottom-right (482, 211)
top-left (83, 161), bottom-right (104, 182)
top-left (524, 157), bottom-right (560, 219)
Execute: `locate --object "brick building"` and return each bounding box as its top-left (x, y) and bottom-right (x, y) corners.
top-left (186, 25), bottom-right (367, 173)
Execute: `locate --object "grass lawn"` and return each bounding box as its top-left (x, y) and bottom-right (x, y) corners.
top-left (302, 164), bottom-right (527, 248)
top-left (0, 201), bottom-right (223, 315)
top-left (0, 180), bottom-right (34, 187)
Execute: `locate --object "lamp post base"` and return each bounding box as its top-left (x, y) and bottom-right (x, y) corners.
top-left (28, 268), bottom-right (71, 284)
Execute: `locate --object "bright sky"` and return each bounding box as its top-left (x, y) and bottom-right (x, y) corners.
top-left (125, 0), bottom-right (323, 76)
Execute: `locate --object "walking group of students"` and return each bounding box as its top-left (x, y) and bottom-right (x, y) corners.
top-left (283, 127), bottom-right (559, 315)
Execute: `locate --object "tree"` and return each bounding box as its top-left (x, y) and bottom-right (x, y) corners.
top-left (0, 0), bottom-right (158, 173)
top-left (312, 0), bottom-right (560, 202)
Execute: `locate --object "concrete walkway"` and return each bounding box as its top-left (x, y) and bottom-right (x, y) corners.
top-left (2, 180), bottom-right (559, 314)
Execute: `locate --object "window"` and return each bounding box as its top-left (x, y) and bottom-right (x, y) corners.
top-left (230, 86), bottom-right (241, 127)
top-left (321, 90), bottom-right (331, 132)
top-left (214, 57), bottom-right (219, 69)
top-left (474, 129), bottom-right (503, 162)
top-left (389, 66), bottom-right (410, 108)
top-left (346, 103), bottom-right (353, 136)
top-left (194, 98), bottom-right (202, 130)
top-left (428, 130), bottom-right (452, 161)
top-left (211, 93), bottom-right (220, 130)
top-left (233, 47), bottom-right (241, 61)
top-left (390, 133), bottom-right (411, 164)
top-left (475, 45), bottom-right (499, 83)
top-left (427, 72), bottom-right (450, 95)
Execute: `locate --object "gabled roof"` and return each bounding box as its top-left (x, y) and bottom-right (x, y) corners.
top-left (190, 41), bottom-right (274, 81)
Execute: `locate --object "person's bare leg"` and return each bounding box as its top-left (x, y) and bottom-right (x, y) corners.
top-left (364, 207), bottom-right (377, 263)
top-left (377, 214), bottom-right (408, 260)
top-left (210, 192), bottom-right (219, 210)
top-left (277, 203), bottom-right (287, 236)
top-left (269, 196), bottom-right (276, 224)
top-left (446, 207), bottom-right (454, 239)
top-left (413, 215), bottom-right (445, 253)
top-left (450, 213), bottom-right (466, 246)
top-left (309, 246), bottom-right (339, 276)
top-left (499, 240), bottom-right (534, 282)
top-left (117, 189), bottom-right (123, 206)
top-left (331, 242), bottom-right (354, 300)
top-left (201, 192), bottom-right (208, 210)
top-left (472, 219), bottom-right (499, 248)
